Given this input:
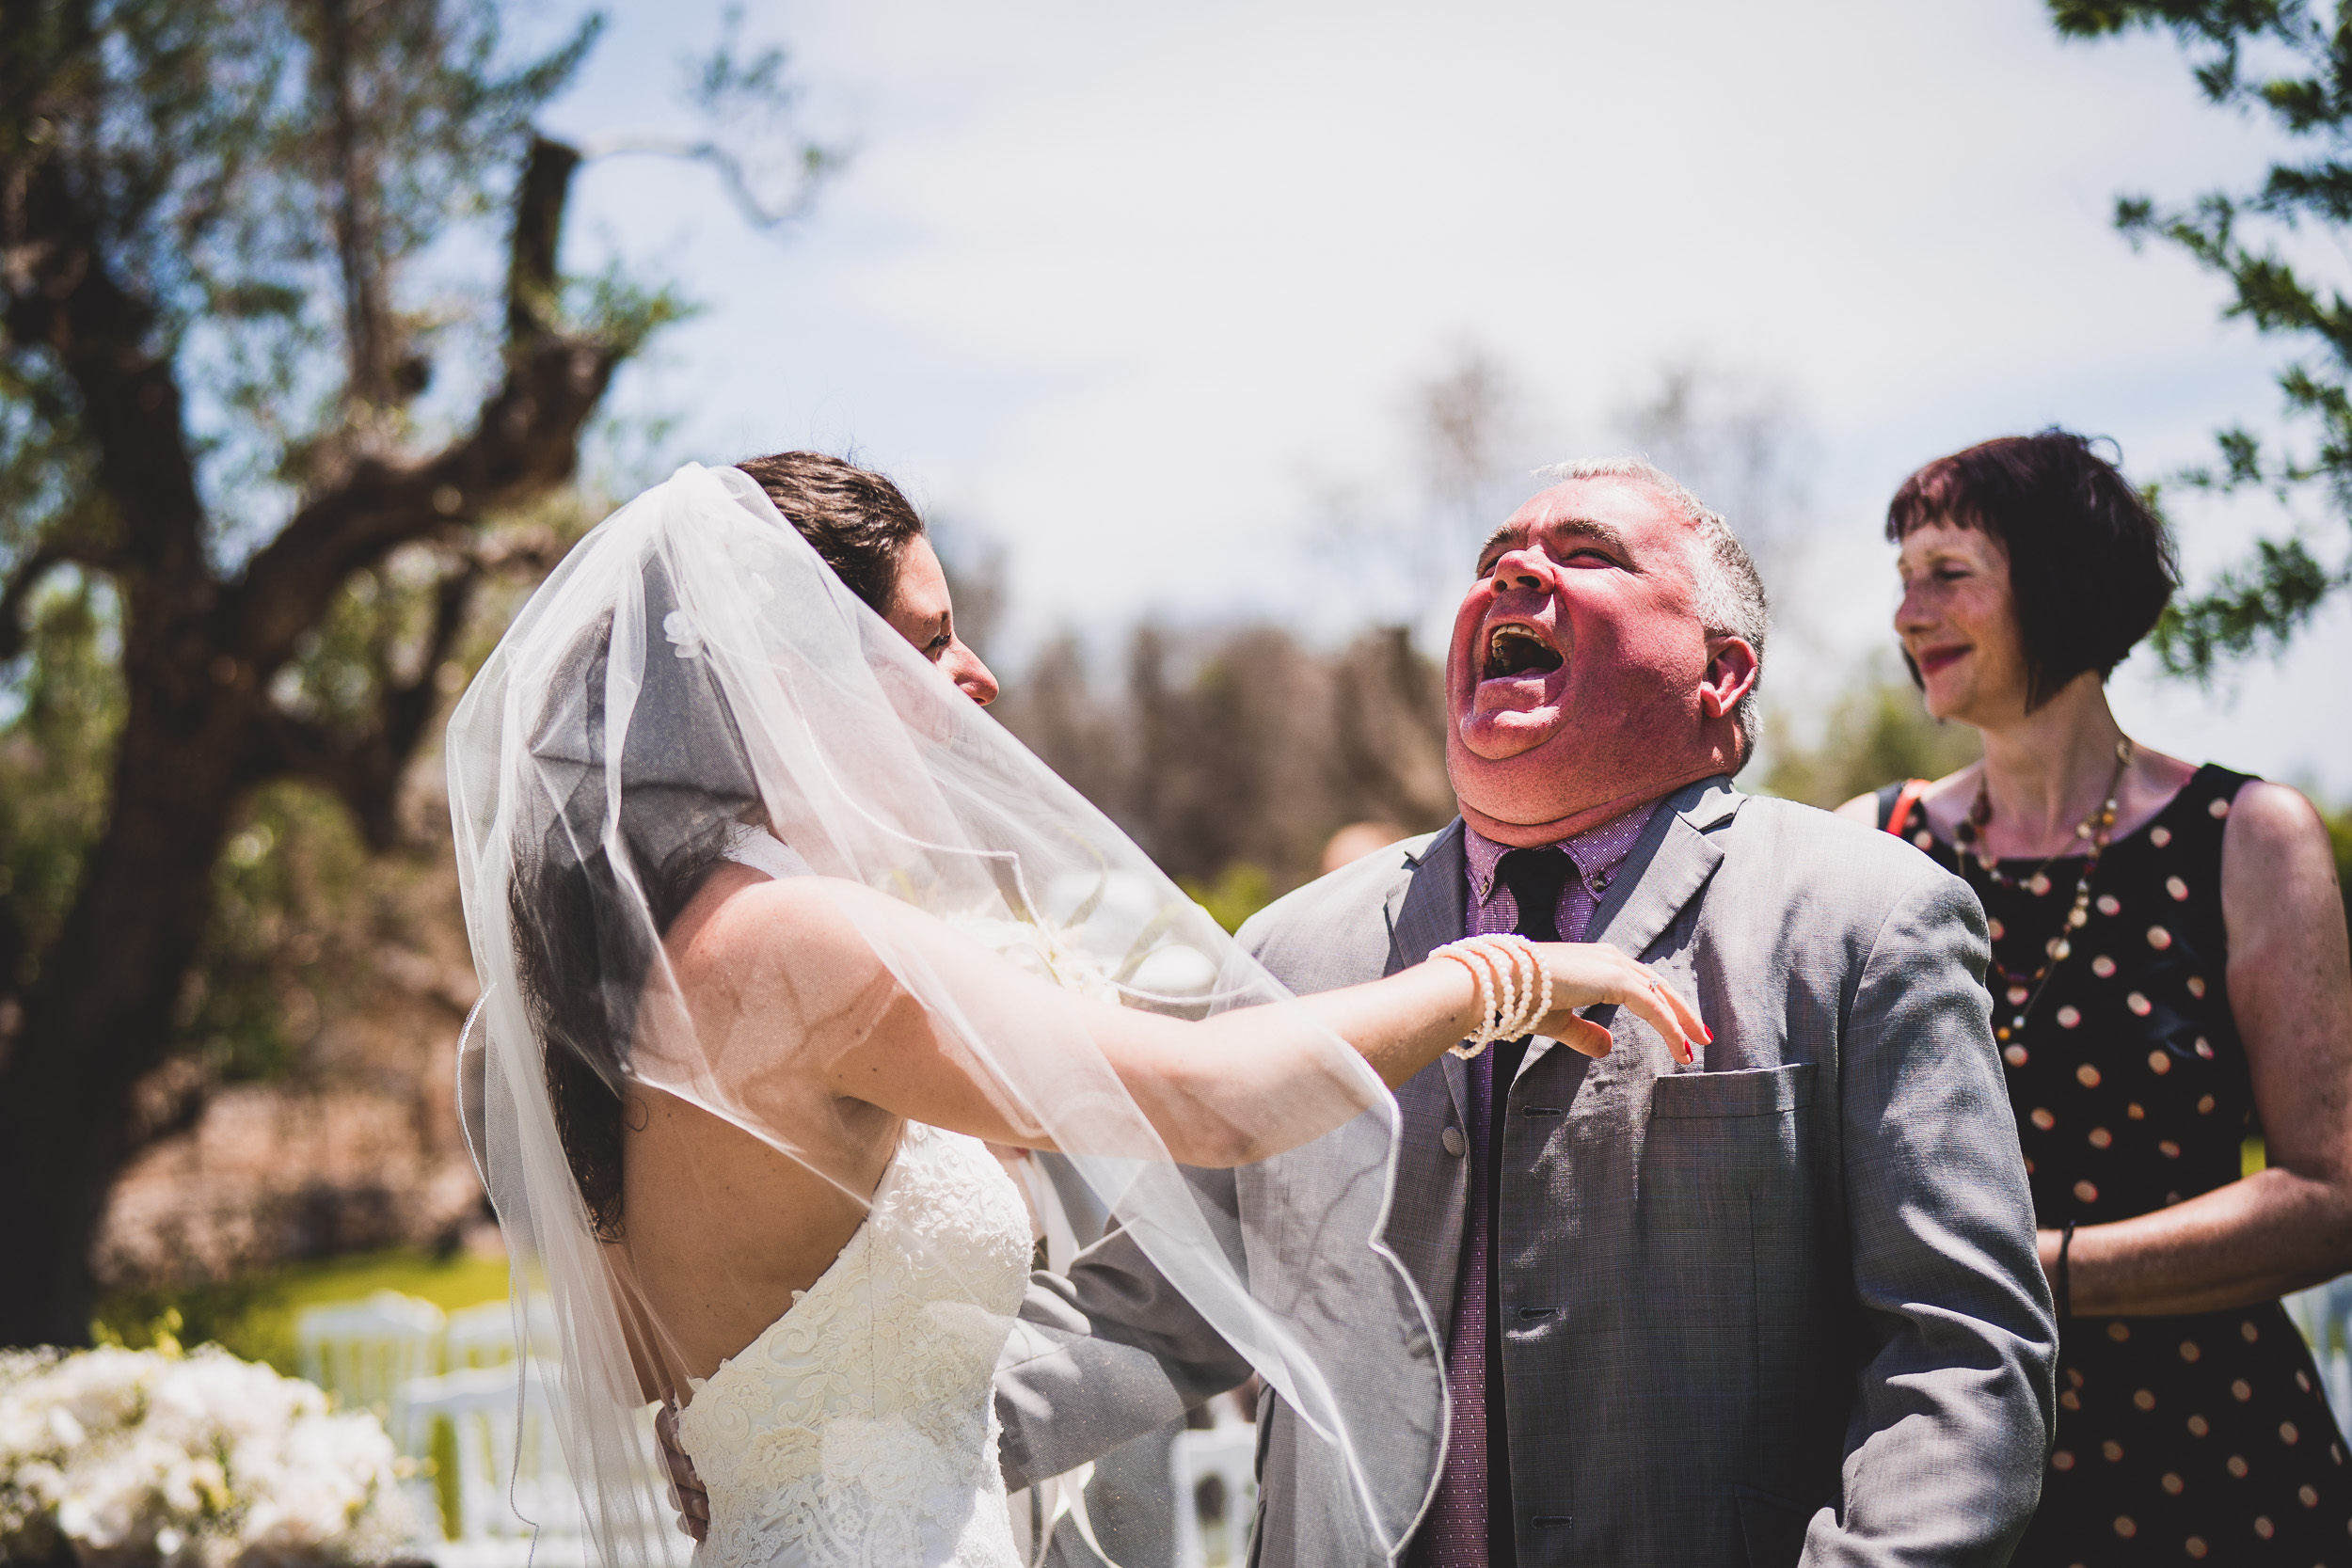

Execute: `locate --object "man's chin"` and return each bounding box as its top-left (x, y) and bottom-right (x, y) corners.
top-left (1454, 709), bottom-right (1566, 763)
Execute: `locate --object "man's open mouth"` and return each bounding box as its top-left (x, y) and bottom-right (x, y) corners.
top-left (1481, 622), bottom-right (1565, 681)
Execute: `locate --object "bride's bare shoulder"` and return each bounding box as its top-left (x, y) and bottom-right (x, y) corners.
top-left (666, 867), bottom-right (898, 983)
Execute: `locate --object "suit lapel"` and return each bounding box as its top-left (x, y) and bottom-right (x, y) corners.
top-left (1585, 776), bottom-right (1740, 958)
top-left (1387, 820), bottom-right (1470, 1129)
top-left (1365, 790), bottom-right (1742, 1339)
top-left (1521, 778), bottom-right (1740, 1072)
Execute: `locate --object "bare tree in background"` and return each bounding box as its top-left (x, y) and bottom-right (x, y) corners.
top-left (993, 622), bottom-right (1454, 924)
top-left (1310, 342), bottom-right (1534, 631)
top-left (1612, 357), bottom-right (1817, 584)
top-left (1006, 351), bottom-right (1856, 917)
top-left (998, 346), bottom-right (1518, 913)
top-left (1418, 347), bottom-right (1529, 559)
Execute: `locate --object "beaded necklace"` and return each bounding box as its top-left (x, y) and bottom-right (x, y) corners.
top-left (1954, 737), bottom-right (2135, 1049)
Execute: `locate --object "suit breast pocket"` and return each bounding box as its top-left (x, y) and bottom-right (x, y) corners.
top-left (1638, 1062), bottom-right (1826, 1495)
top-left (1643, 1062), bottom-right (1816, 1234)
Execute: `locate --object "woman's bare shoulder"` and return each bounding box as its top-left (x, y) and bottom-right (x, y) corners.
top-left (2221, 777), bottom-right (2335, 868)
top-left (667, 867), bottom-right (898, 984)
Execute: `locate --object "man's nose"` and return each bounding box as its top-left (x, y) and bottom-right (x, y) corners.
top-left (948, 642), bottom-right (999, 706)
top-left (1489, 545), bottom-right (1556, 595)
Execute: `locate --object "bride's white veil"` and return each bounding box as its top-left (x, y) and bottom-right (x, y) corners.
top-left (446, 463), bottom-right (1443, 1566)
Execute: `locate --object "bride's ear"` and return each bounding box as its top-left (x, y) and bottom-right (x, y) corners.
top-left (1698, 636), bottom-right (1759, 721)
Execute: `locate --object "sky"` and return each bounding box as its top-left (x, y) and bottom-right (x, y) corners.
top-left (528, 0), bottom-right (2352, 798)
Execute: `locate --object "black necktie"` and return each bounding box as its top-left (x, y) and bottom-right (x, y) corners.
top-left (1481, 848), bottom-right (1573, 1565)
top-left (1498, 849), bottom-right (1570, 943)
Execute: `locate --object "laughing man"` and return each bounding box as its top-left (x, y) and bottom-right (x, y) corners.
top-left (996, 458), bottom-right (2058, 1567)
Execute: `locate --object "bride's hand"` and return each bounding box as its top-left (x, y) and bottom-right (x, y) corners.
top-left (1526, 942), bottom-right (1708, 1064)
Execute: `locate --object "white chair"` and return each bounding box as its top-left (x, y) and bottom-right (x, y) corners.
top-left (295, 1290), bottom-right (445, 1447)
top-left (403, 1364), bottom-right (585, 1566)
top-left (1169, 1414), bottom-right (1258, 1568)
top-left (2285, 1275), bottom-right (2352, 1441)
top-left (442, 1302), bottom-right (518, 1370)
top-left (442, 1294), bottom-right (556, 1370)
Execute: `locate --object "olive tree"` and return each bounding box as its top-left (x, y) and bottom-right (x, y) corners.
top-left (0, 0), bottom-right (827, 1344)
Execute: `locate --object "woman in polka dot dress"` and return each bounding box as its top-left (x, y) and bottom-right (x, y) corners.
top-left (1840, 430), bottom-right (2352, 1566)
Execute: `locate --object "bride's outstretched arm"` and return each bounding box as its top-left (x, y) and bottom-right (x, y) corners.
top-left (663, 867), bottom-right (1704, 1167)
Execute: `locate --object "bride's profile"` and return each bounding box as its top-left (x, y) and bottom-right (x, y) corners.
top-left (447, 454), bottom-right (1702, 1568)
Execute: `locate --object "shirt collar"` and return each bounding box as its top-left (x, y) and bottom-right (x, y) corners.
top-left (1463, 800), bottom-right (1664, 905)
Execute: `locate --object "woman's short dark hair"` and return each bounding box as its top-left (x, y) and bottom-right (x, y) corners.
top-left (736, 451), bottom-right (926, 615)
top-left (1884, 429), bottom-right (2179, 710)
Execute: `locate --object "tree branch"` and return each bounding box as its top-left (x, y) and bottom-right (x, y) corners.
top-left (574, 131), bottom-right (840, 230)
top-left (231, 136), bottom-right (619, 669)
top-left (315, 0), bottom-right (397, 413)
top-left (0, 540), bottom-right (114, 661)
top-left (248, 556), bottom-right (480, 848)
top-left (0, 162), bottom-right (211, 592)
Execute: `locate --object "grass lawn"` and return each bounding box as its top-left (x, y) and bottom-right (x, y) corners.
top-left (95, 1246), bottom-right (512, 1375)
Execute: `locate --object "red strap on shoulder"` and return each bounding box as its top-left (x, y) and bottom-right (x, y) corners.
top-left (1884, 778), bottom-right (1931, 842)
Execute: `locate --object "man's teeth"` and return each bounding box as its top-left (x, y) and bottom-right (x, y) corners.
top-left (1482, 625), bottom-right (1563, 679)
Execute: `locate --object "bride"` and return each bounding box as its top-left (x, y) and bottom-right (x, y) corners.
top-left (447, 455), bottom-right (1702, 1568)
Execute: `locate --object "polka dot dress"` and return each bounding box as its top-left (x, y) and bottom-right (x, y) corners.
top-left (1898, 764), bottom-right (2352, 1565)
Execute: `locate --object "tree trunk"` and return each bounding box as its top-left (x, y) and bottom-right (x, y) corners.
top-left (0, 673), bottom-right (250, 1343)
top-left (0, 133), bottom-right (615, 1349)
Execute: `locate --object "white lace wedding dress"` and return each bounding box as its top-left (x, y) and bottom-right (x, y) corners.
top-left (674, 1120), bottom-right (1037, 1568)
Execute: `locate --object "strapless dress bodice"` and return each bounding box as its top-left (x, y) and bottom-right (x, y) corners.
top-left (675, 1123), bottom-right (1036, 1568)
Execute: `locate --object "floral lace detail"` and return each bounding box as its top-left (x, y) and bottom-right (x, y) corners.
top-left (677, 1124), bottom-right (1035, 1568)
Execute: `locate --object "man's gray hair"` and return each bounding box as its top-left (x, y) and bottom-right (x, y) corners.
top-left (1532, 456), bottom-right (1770, 769)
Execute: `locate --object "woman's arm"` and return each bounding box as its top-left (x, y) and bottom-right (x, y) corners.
top-left (2047, 779), bottom-right (2352, 1316)
top-left (668, 868), bottom-right (1701, 1169)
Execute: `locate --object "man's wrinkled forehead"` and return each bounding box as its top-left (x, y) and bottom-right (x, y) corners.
top-left (1477, 513), bottom-right (1634, 570)
top-left (1476, 478), bottom-right (1681, 573)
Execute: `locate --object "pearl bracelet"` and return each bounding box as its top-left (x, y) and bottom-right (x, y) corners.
top-left (1431, 934), bottom-right (1554, 1059)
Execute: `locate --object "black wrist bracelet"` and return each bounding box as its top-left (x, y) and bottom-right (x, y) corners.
top-left (2057, 1219), bottom-right (2077, 1323)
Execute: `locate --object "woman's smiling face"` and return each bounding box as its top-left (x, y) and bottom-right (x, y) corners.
top-left (1896, 518), bottom-right (2027, 726)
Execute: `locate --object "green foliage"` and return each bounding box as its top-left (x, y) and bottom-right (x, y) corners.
top-left (183, 782), bottom-right (369, 1083)
top-left (2051, 0), bottom-right (2352, 676)
top-left (0, 577), bottom-right (125, 995)
top-left (3, 1), bottom-right (608, 529)
top-left (1180, 863), bottom-right (1275, 935)
top-left (91, 1245), bottom-right (511, 1375)
top-left (2325, 799), bottom-right (2352, 934)
top-left (1760, 657), bottom-right (1982, 811)
top-left (2151, 534), bottom-right (2344, 670)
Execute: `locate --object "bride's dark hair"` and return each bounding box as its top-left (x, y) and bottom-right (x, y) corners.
top-left (735, 450), bottom-right (928, 612)
top-left (512, 457), bottom-right (925, 1241)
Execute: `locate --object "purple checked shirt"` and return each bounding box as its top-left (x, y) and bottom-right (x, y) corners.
top-left (1462, 803), bottom-right (1661, 948)
top-left (1406, 800), bottom-right (1661, 1568)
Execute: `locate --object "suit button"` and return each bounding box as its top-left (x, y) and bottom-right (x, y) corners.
top-left (1441, 1126), bottom-right (1467, 1157)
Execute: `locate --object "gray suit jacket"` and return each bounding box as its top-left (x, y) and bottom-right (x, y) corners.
top-left (997, 778), bottom-right (2057, 1567)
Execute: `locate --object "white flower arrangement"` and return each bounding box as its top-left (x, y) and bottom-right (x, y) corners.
top-left (0, 1340), bottom-right (413, 1568)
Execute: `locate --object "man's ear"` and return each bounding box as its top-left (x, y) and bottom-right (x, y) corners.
top-left (1698, 636), bottom-right (1759, 720)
